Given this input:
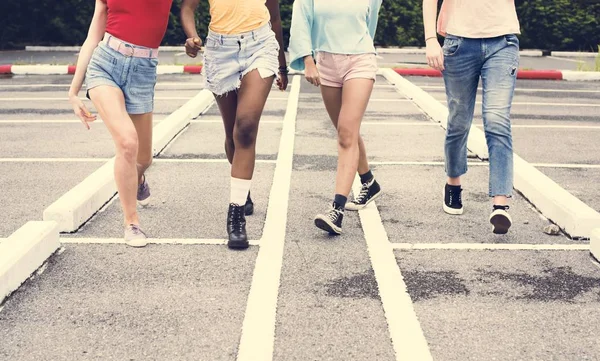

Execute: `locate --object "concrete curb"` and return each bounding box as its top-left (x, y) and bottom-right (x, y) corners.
top-left (0, 221), bottom-right (60, 304)
top-left (381, 68), bottom-right (600, 240)
top-left (43, 90), bottom-right (214, 232)
top-left (551, 51), bottom-right (598, 59)
top-left (591, 229), bottom-right (600, 262)
top-left (3, 64), bottom-right (598, 81)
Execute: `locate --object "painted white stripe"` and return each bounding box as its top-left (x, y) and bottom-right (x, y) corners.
top-left (155, 159), bottom-right (277, 164)
top-left (370, 161), bottom-right (486, 166)
top-left (362, 121), bottom-right (440, 126)
top-left (0, 158), bottom-right (110, 163)
top-left (353, 176), bottom-right (433, 361)
top-left (0, 82), bottom-right (204, 89)
top-left (418, 85), bottom-right (600, 94)
top-left (0, 97), bottom-right (193, 101)
top-left (0, 158), bottom-right (277, 164)
top-left (508, 125), bottom-right (600, 130)
top-left (0, 119), bottom-right (164, 124)
top-left (60, 237), bottom-right (260, 246)
top-left (432, 99), bottom-right (600, 107)
top-left (531, 163), bottom-right (600, 169)
top-left (11, 65), bottom-right (69, 75)
top-left (190, 119), bottom-right (282, 124)
top-left (237, 76), bottom-right (300, 361)
top-left (392, 243), bottom-right (589, 251)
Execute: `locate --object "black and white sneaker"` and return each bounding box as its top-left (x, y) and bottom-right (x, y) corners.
top-left (314, 206), bottom-right (344, 235)
top-left (490, 205), bottom-right (512, 234)
top-left (227, 203), bottom-right (249, 249)
top-left (443, 183), bottom-right (464, 215)
top-left (244, 192), bottom-right (254, 216)
top-left (345, 178), bottom-right (382, 211)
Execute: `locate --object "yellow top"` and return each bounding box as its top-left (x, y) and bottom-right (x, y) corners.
top-left (208, 0), bottom-right (270, 35)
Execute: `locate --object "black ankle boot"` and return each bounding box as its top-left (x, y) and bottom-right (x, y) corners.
top-left (227, 203), bottom-right (248, 249)
top-left (244, 192), bottom-right (254, 216)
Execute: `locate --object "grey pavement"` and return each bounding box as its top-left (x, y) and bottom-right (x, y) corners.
top-left (0, 72), bottom-right (599, 361)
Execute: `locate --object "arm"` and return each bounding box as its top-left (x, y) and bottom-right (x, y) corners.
top-left (181, 0), bottom-right (203, 57)
top-left (368, 0), bottom-right (383, 41)
top-left (288, 0), bottom-right (314, 72)
top-left (67, 0), bottom-right (107, 129)
top-left (423, 0), bottom-right (444, 71)
top-left (266, 0), bottom-right (288, 91)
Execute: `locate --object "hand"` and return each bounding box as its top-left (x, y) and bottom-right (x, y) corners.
top-left (426, 39), bottom-right (444, 71)
top-left (185, 37), bottom-right (203, 58)
top-left (304, 63), bottom-right (320, 87)
top-left (276, 71), bottom-right (288, 91)
top-left (69, 93), bottom-right (96, 130)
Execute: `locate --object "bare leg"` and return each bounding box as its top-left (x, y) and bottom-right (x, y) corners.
top-left (214, 91), bottom-right (238, 164)
top-left (89, 86), bottom-right (140, 226)
top-left (131, 113), bottom-right (153, 184)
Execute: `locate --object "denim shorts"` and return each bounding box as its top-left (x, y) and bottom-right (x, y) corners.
top-left (85, 40), bottom-right (158, 114)
top-left (203, 23), bottom-right (280, 96)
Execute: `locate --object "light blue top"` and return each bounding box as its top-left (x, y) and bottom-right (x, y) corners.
top-left (288, 0), bottom-right (383, 71)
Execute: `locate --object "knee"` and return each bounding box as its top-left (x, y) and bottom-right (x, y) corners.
top-left (337, 125), bottom-right (358, 150)
top-left (234, 116), bottom-right (259, 148)
top-left (447, 117), bottom-right (471, 135)
top-left (116, 133), bottom-right (138, 161)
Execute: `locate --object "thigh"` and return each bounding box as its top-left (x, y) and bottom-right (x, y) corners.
top-left (338, 78), bottom-right (374, 129)
top-left (88, 85), bottom-right (137, 140)
top-left (320, 85), bottom-right (343, 128)
top-left (442, 36), bottom-right (481, 109)
top-left (236, 69), bottom-right (274, 122)
top-left (214, 91), bottom-right (238, 137)
top-left (481, 35), bottom-right (519, 120)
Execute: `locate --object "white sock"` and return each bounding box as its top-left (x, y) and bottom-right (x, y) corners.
top-left (230, 177), bottom-right (251, 205)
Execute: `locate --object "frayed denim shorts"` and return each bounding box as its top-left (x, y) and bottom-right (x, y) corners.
top-left (85, 37), bottom-right (158, 114)
top-left (203, 23), bottom-right (280, 96)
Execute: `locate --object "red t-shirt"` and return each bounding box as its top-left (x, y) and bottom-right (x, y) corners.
top-left (102, 0), bottom-right (173, 48)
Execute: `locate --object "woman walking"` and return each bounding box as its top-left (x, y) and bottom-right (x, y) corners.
top-left (423, 0), bottom-right (520, 234)
top-left (289, 0), bottom-right (383, 235)
top-left (68, 0), bottom-right (173, 247)
top-left (181, 0), bottom-right (288, 249)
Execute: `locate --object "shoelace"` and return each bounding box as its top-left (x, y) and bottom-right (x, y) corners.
top-left (353, 182), bottom-right (370, 203)
top-left (129, 224), bottom-right (145, 236)
top-left (328, 208), bottom-right (344, 222)
top-left (229, 205), bottom-right (245, 232)
top-left (449, 188), bottom-right (462, 206)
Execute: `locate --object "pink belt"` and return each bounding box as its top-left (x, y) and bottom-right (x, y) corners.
top-left (102, 33), bottom-right (159, 58)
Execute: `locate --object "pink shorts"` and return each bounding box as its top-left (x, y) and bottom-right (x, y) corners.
top-left (316, 52), bottom-right (378, 88)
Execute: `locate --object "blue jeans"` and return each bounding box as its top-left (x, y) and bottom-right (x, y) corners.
top-left (442, 34), bottom-right (519, 197)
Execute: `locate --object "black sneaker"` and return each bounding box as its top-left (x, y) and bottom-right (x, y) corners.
top-left (227, 203), bottom-right (248, 249)
top-left (314, 205), bottom-right (344, 235)
top-left (490, 205), bottom-right (512, 234)
top-left (345, 178), bottom-right (382, 211)
top-left (443, 183), bottom-right (463, 215)
top-left (245, 192), bottom-right (254, 216)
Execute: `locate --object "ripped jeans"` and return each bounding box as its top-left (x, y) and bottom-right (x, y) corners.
top-left (442, 34), bottom-right (520, 197)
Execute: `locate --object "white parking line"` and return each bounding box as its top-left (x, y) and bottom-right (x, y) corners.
top-left (0, 97), bottom-right (194, 101)
top-left (0, 82), bottom-right (204, 89)
top-left (369, 161), bottom-right (485, 166)
top-left (510, 125), bottom-right (600, 130)
top-left (531, 163), bottom-right (600, 169)
top-left (418, 85), bottom-right (600, 94)
top-left (0, 158), bottom-right (277, 164)
top-left (369, 161), bottom-right (600, 169)
top-left (362, 121), bottom-right (440, 126)
top-left (353, 176), bottom-right (433, 361)
top-left (392, 243), bottom-right (589, 251)
top-left (237, 76), bottom-right (300, 361)
top-left (0, 119), bottom-right (281, 124)
top-left (60, 237), bottom-right (260, 246)
top-left (432, 99), bottom-right (600, 107)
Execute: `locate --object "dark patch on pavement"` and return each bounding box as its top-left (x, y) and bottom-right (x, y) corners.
top-left (320, 269), bottom-right (380, 300)
top-left (402, 269), bottom-right (470, 301)
top-left (480, 267), bottom-right (600, 302)
top-left (293, 154), bottom-right (338, 170)
top-left (156, 153), bottom-right (277, 160)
